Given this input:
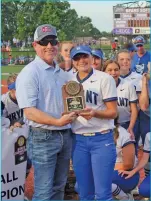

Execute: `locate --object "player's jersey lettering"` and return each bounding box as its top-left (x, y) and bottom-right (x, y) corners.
top-left (86, 90), bottom-right (98, 105)
top-left (8, 109), bottom-right (23, 122)
top-left (117, 97), bottom-right (128, 107)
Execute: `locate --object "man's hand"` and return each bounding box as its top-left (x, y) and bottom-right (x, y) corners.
top-left (79, 108), bottom-right (95, 120)
top-left (57, 112), bottom-right (77, 126)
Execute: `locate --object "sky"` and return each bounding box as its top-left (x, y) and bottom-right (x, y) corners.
top-left (69, 1), bottom-right (129, 32)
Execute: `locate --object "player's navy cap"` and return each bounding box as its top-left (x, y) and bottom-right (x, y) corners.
top-left (34, 24), bottom-right (57, 41)
top-left (70, 45), bottom-right (92, 59)
top-left (133, 36), bottom-right (145, 46)
top-left (91, 49), bottom-right (104, 59)
top-left (127, 45), bottom-right (137, 52)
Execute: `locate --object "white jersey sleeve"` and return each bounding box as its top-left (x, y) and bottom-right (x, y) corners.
top-left (102, 75), bottom-right (117, 102)
top-left (128, 82), bottom-right (138, 103)
top-left (116, 126), bottom-right (137, 166)
top-left (143, 132), bottom-right (150, 153)
top-left (118, 126), bottom-right (135, 148)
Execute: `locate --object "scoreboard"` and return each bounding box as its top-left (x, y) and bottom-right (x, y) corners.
top-left (113, 6), bottom-right (150, 35)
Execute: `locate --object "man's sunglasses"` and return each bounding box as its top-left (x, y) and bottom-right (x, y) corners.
top-left (136, 44), bottom-right (143, 47)
top-left (73, 53), bottom-right (89, 61)
top-left (37, 39), bottom-right (58, 46)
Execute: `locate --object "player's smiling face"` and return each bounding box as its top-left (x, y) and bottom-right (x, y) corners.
top-left (92, 56), bottom-right (102, 70)
top-left (73, 53), bottom-right (92, 72)
top-left (61, 43), bottom-right (73, 60)
top-left (105, 63), bottom-right (120, 83)
top-left (33, 36), bottom-right (58, 65)
top-left (118, 52), bottom-right (131, 71)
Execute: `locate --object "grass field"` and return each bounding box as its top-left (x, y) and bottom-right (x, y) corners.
top-left (2, 65), bottom-right (24, 80)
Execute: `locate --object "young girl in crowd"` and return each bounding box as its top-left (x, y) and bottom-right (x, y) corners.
top-left (103, 60), bottom-right (138, 140)
top-left (2, 73), bottom-right (24, 127)
top-left (57, 41), bottom-right (74, 71)
top-left (91, 48), bottom-right (104, 71)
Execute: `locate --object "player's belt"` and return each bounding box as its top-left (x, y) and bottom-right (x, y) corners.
top-left (82, 129), bottom-right (111, 136)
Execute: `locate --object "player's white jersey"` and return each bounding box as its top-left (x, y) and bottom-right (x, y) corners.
top-left (2, 92), bottom-right (23, 125)
top-left (116, 126), bottom-right (138, 167)
top-left (120, 71), bottom-right (142, 93)
top-left (66, 67), bottom-right (77, 77)
top-left (71, 69), bottom-right (117, 134)
top-left (143, 132), bottom-right (150, 174)
top-left (117, 78), bottom-right (138, 124)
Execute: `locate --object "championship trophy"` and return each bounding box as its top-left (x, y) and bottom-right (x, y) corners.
top-left (62, 81), bottom-right (86, 114)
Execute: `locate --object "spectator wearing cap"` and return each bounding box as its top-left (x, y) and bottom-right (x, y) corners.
top-left (123, 43), bottom-right (137, 59)
top-left (91, 48), bottom-right (104, 71)
top-left (70, 45), bottom-right (117, 200)
top-left (16, 24), bottom-right (76, 200)
top-left (131, 36), bottom-right (150, 74)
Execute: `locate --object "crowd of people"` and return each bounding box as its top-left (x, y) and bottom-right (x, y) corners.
top-left (1, 23), bottom-right (150, 201)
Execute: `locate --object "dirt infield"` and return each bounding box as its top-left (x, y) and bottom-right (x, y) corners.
top-left (1, 80), bottom-right (8, 94)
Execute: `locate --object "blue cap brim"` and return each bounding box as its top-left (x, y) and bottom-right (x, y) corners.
top-left (71, 51), bottom-right (91, 59)
top-left (92, 52), bottom-right (103, 59)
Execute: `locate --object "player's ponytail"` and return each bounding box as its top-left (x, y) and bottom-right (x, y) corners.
top-left (113, 116), bottom-right (119, 145)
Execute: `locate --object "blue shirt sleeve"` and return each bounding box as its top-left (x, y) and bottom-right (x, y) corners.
top-left (16, 68), bottom-right (39, 109)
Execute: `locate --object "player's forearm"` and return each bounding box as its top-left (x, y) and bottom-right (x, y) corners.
top-left (133, 153), bottom-right (149, 173)
top-left (94, 109), bottom-right (117, 119)
top-left (24, 107), bottom-right (59, 126)
top-left (129, 109), bottom-right (138, 129)
top-left (139, 83), bottom-right (149, 111)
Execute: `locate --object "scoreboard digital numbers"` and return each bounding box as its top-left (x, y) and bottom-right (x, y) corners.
top-left (113, 3), bottom-right (150, 35)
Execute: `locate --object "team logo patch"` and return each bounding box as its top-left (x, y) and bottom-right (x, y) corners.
top-left (42, 26), bottom-right (52, 32)
top-left (14, 135), bottom-right (27, 165)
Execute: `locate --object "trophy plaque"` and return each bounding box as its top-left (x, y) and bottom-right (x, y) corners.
top-left (62, 81), bottom-right (86, 114)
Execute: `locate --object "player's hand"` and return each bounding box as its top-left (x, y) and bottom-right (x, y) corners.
top-left (142, 73), bottom-right (148, 84)
top-left (127, 127), bottom-right (135, 140)
top-left (13, 122), bottom-right (22, 128)
top-left (79, 108), bottom-right (95, 120)
top-left (118, 169), bottom-right (136, 179)
top-left (57, 112), bottom-right (77, 126)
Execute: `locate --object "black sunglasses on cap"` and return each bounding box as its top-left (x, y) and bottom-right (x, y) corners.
top-left (37, 39), bottom-right (58, 46)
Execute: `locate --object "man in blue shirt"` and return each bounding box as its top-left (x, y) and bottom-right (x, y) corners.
top-left (131, 36), bottom-right (150, 74)
top-left (16, 24), bottom-right (76, 201)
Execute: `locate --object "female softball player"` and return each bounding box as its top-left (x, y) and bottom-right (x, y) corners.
top-left (70, 45), bottom-right (117, 200)
top-left (103, 60), bottom-right (138, 140)
top-left (120, 132), bottom-right (150, 198)
top-left (112, 117), bottom-right (139, 200)
top-left (57, 41), bottom-right (74, 71)
top-left (117, 50), bottom-right (142, 94)
top-left (91, 48), bottom-right (104, 71)
top-left (2, 73), bottom-right (24, 127)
